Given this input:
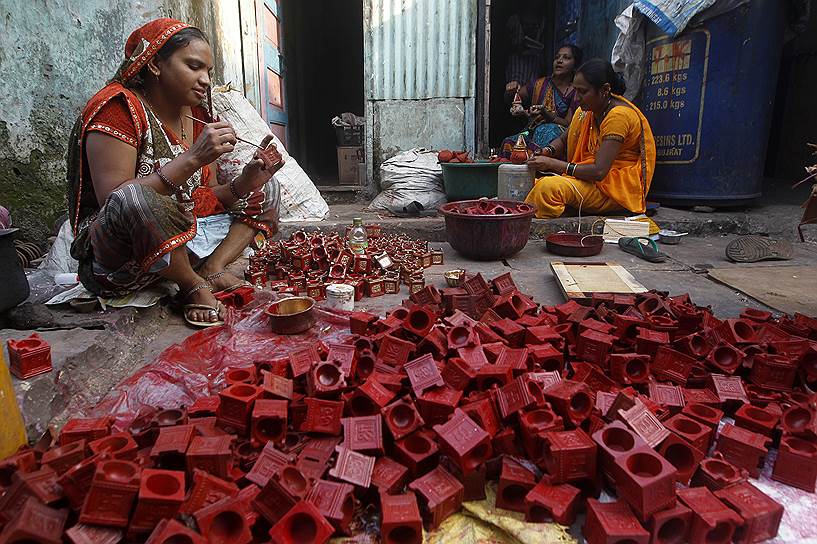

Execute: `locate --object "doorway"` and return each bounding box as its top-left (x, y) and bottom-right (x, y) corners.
top-left (280, 0), bottom-right (365, 186)
top-left (485, 0), bottom-right (555, 152)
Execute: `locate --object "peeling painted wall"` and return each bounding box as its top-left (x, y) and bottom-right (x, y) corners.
top-left (0, 0), bottom-right (253, 242)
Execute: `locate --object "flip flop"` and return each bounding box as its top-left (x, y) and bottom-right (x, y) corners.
top-left (618, 236), bottom-right (668, 263)
top-left (725, 236), bottom-right (793, 263)
top-left (182, 283), bottom-right (224, 327)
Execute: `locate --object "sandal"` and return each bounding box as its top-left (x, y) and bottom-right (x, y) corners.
top-left (182, 283), bottom-right (224, 328)
top-left (618, 236), bottom-right (668, 263)
top-left (725, 236), bottom-right (793, 263)
top-left (204, 271), bottom-right (252, 293)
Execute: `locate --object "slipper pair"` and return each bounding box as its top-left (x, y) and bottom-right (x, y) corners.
top-left (725, 236), bottom-right (793, 263)
top-left (618, 236), bottom-right (667, 263)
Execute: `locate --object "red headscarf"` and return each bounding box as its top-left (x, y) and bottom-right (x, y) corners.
top-left (111, 18), bottom-right (192, 83)
top-left (68, 18), bottom-right (201, 233)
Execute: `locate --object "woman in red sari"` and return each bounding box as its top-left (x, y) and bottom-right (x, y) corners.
top-left (67, 19), bottom-right (282, 327)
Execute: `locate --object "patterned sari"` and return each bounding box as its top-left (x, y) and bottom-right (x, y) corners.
top-left (501, 76), bottom-right (579, 158)
top-left (66, 19), bottom-right (279, 297)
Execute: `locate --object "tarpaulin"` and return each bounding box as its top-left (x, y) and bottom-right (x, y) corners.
top-left (87, 292), bottom-right (352, 431)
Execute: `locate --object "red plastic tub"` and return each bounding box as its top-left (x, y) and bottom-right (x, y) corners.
top-left (439, 200), bottom-right (535, 261)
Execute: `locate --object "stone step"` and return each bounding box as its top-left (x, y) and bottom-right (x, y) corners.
top-left (280, 203), bottom-right (805, 242)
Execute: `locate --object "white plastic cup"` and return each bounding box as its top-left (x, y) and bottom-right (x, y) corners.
top-left (325, 283), bottom-right (355, 311)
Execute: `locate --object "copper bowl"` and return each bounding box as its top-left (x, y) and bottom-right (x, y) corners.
top-left (545, 233), bottom-right (604, 257)
top-left (265, 296), bottom-right (316, 335)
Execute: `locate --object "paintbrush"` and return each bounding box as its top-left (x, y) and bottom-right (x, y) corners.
top-left (184, 114), bottom-right (266, 150)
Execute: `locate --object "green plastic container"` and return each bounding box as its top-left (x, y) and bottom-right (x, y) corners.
top-left (441, 162), bottom-right (500, 201)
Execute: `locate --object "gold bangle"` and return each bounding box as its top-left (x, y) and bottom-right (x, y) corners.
top-left (156, 167), bottom-right (181, 193)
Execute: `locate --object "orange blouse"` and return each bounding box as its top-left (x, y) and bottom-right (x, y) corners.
top-left (87, 98), bottom-right (224, 218)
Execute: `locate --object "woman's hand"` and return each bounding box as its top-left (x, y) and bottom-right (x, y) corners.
top-left (505, 81), bottom-right (520, 93)
top-left (188, 121), bottom-right (237, 166)
top-left (510, 104), bottom-right (526, 117)
top-left (527, 155), bottom-right (563, 172)
top-left (240, 135), bottom-right (283, 192)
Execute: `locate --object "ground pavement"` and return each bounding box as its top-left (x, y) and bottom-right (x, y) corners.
top-left (3, 234), bottom-right (817, 440)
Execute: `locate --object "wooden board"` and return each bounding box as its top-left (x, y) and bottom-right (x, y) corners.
top-left (708, 266), bottom-right (817, 316)
top-left (550, 261), bottom-right (648, 300)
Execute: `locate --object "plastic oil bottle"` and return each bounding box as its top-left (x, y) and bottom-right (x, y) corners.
top-left (348, 217), bottom-right (368, 255)
top-left (498, 163), bottom-right (535, 201)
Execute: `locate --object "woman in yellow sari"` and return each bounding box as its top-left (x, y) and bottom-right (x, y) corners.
top-left (525, 59), bottom-right (656, 219)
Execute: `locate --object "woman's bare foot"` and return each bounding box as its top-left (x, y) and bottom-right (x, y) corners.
top-left (199, 266), bottom-right (246, 292)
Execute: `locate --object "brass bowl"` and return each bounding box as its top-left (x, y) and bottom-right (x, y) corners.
top-left (265, 296), bottom-right (316, 335)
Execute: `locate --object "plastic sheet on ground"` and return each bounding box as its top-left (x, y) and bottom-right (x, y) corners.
top-left (83, 291), bottom-right (354, 430)
top-left (427, 484), bottom-right (575, 544)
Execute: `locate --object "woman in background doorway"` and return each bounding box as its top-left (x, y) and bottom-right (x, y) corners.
top-left (524, 59), bottom-right (656, 219)
top-left (500, 45), bottom-right (583, 159)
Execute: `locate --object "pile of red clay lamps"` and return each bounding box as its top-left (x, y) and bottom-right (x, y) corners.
top-left (242, 230), bottom-right (444, 302)
top-left (3, 271), bottom-right (817, 543)
top-left (442, 200), bottom-right (535, 217)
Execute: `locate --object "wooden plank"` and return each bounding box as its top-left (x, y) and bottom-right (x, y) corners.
top-left (609, 264), bottom-right (649, 294)
top-left (550, 261), bottom-right (647, 301)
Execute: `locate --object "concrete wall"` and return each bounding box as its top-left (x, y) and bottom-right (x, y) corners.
top-left (0, 0), bottom-right (252, 243)
top-left (370, 98), bottom-right (470, 176)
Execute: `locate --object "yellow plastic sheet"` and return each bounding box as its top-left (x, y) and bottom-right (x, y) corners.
top-left (427, 485), bottom-right (576, 544)
top-left (0, 350), bottom-right (26, 458)
top-left (329, 484), bottom-right (576, 544)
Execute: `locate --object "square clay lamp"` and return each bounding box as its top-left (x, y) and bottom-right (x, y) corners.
top-left (432, 409), bottom-right (492, 475)
top-left (663, 414), bottom-right (712, 453)
top-left (0, 497), bottom-right (67, 544)
top-left (182, 470), bottom-right (239, 515)
top-left (524, 480), bottom-right (581, 526)
top-left (88, 432), bottom-right (139, 461)
top-left (408, 465), bottom-right (464, 530)
top-left (79, 460), bottom-right (141, 528)
top-left (583, 498), bottom-right (650, 544)
top-left (303, 398), bottom-right (344, 436)
top-left (404, 354), bottom-right (445, 397)
top-left (130, 469), bottom-right (185, 532)
top-left (289, 345), bottom-right (321, 378)
top-left (371, 457), bottom-right (410, 495)
top-left (306, 479), bottom-right (356, 535)
top-left (328, 446), bottom-right (375, 488)
top-left (269, 501), bottom-right (335, 544)
top-left (380, 493), bottom-right (423, 544)
top-left (771, 435), bottom-right (817, 492)
top-left (614, 447), bottom-right (678, 522)
top-left (495, 457), bottom-right (537, 513)
top-left (194, 497), bottom-right (253, 543)
top-left (393, 431), bottom-right (439, 476)
top-left (342, 415), bottom-right (384, 455)
top-left (542, 429), bottom-right (597, 484)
